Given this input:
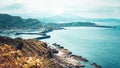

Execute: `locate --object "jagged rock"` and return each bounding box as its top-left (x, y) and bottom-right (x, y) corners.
top-left (0, 44), bottom-right (63, 68)
top-left (0, 36), bottom-right (65, 68)
top-left (0, 36), bottom-right (51, 58)
top-left (71, 55), bottom-right (88, 62)
top-left (91, 63), bottom-right (102, 68)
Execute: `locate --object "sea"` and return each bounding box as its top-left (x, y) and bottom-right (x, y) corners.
top-left (41, 22), bottom-right (120, 68)
top-left (1, 22), bottom-right (120, 68)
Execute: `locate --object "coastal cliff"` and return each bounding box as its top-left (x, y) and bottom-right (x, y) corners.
top-left (0, 36), bottom-right (64, 68)
top-left (0, 36), bottom-right (51, 57)
top-left (0, 36), bottom-right (101, 68)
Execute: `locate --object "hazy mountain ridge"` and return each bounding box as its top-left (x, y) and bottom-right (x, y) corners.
top-left (0, 14), bottom-right (95, 29)
top-left (37, 15), bottom-right (120, 23)
top-left (0, 14), bottom-right (116, 30)
top-left (44, 22), bottom-right (96, 28)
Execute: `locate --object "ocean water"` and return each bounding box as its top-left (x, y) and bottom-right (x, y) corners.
top-left (1, 22), bottom-right (120, 68)
top-left (41, 24), bottom-right (120, 68)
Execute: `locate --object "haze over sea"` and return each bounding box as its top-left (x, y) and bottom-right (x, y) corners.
top-left (41, 22), bottom-right (120, 68)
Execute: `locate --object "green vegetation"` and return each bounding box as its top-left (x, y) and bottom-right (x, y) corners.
top-left (0, 14), bottom-right (42, 29)
top-left (0, 13), bottom-right (98, 30)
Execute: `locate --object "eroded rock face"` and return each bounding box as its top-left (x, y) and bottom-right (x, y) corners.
top-left (0, 44), bottom-right (60, 68)
top-left (0, 36), bottom-right (52, 58)
top-left (0, 36), bottom-right (65, 68)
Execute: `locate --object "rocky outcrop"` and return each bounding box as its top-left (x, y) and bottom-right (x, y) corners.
top-left (0, 36), bottom-right (65, 68)
top-left (0, 36), bottom-right (52, 58)
top-left (91, 63), bottom-right (102, 68)
top-left (52, 43), bottom-right (87, 67)
top-left (70, 55), bottom-right (88, 62)
top-left (52, 43), bottom-right (102, 68)
top-left (0, 44), bottom-right (60, 68)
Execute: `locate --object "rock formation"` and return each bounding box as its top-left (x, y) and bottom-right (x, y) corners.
top-left (0, 36), bottom-right (64, 68)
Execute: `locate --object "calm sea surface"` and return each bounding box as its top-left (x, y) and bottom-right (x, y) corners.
top-left (41, 23), bottom-right (120, 68)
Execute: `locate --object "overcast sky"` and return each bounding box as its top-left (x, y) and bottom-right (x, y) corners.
top-left (0, 0), bottom-right (120, 18)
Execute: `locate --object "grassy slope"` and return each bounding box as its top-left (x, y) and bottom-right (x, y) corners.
top-left (0, 36), bottom-right (64, 68)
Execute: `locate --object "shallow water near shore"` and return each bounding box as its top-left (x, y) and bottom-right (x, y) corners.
top-left (41, 26), bottom-right (120, 68)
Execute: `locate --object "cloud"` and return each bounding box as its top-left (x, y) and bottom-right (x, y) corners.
top-left (0, 0), bottom-right (120, 18)
top-left (1, 3), bottom-right (23, 10)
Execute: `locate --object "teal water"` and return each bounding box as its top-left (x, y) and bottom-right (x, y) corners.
top-left (41, 26), bottom-right (120, 68)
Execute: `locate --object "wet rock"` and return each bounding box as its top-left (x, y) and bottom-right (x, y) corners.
top-left (53, 43), bottom-right (60, 47)
top-left (0, 36), bottom-right (52, 58)
top-left (91, 63), bottom-right (102, 68)
top-left (51, 49), bottom-right (58, 54)
top-left (70, 55), bottom-right (88, 62)
top-left (59, 46), bottom-right (64, 49)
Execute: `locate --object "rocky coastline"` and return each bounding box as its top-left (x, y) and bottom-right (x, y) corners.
top-left (0, 36), bottom-right (101, 68)
top-left (0, 36), bottom-right (64, 68)
top-left (50, 43), bottom-right (102, 68)
top-left (51, 44), bottom-right (86, 67)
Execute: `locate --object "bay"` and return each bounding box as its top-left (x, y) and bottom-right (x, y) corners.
top-left (41, 26), bottom-right (120, 68)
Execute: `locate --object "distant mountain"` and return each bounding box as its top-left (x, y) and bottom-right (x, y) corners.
top-left (42, 21), bottom-right (115, 29)
top-left (37, 15), bottom-right (85, 23)
top-left (0, 14), bottom-right (42, 29)
top-left (37, 15), bottom-right (120, 23)
top-left (58, 22), bottom-right (96, 27)
top-left (0, 14), bottom-right (116, 30)
top-left (44, 22), bottom-right (96, 27)
top-left (90, 18), bottom-right (120, 22)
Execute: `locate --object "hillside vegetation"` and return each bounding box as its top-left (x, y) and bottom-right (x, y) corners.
top-left (0, 14), bottom-right (99, 30)
top-left (0, 44), bottom-right (54, 68)
top-left (0, 14), bottom-right (42, 29)
top-left (0, 36), bottom-right (64, 68)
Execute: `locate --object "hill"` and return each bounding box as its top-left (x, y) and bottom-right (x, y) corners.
top-left (37, 15), bottom-right (120, 23)
top-left (0, 36), bottom-right (64, 68)
top-left (0, 14), bottom-right (42, 29)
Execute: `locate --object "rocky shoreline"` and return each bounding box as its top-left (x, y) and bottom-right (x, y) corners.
top-left (0, 36), bottom-right (102, 68)
top-left (50, 43), bottom-right (102, 68)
